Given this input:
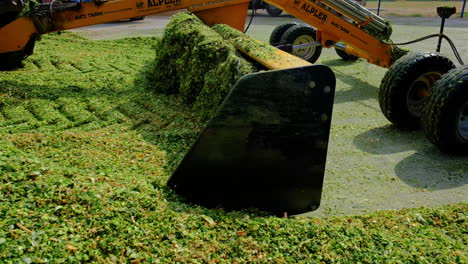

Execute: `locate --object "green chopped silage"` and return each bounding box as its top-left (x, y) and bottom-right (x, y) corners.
top-left (212, 24), bottom-right (279, 61)
top-left (390, 45), bottom-right (410, 65)
top-left (147, 13), bottom-right (256, 120)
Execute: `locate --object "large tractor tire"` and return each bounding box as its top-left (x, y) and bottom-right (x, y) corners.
top-left (422, 65), bottom-right (468, 154)
top-left (130, 16), bottom-right (145, 21)
top-left (280, 24), bottom-right (322, 64)
top-left (0, 50), bottom-right (28, 70)
top-left (0, 0), bottom-right (36, 70)
top-left (0, 36), bottom-right (37, 71)
top-left (335, 48), bottom-right (359, 61)
top-left (265, 3), bottom-right (282, 17)
top-left (269, 21), bottom-right (298, 45)
top-left (0, 0), bottom-right (26, 27)
top-left (379, 52), bottom-right (455, 129)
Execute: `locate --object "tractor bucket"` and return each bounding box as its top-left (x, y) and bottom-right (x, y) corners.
top-left (167, 64), bottom-right (336, 215)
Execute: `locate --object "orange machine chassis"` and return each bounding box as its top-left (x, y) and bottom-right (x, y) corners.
top-left (0, 0), bottom-right (250, 54)
top-left (0, 0), bottom-right (394, 68)
top-left (265, 0), bottom-right (393, 67)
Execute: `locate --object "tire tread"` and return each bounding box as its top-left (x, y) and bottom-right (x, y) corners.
top-left (422, 65), bottom-right (468, 153)
top-left (269, 22), bottom-right (298, 45)
top-left (379, 51), bottom-right (455, 129)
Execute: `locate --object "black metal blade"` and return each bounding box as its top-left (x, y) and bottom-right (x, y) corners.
top-left (167, 64), bottom-right (336, 215)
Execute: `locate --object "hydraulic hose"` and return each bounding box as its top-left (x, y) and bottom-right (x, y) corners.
top-left (244, 5), bottom-right (256, 33)
top-left (383, 33), bottom-right (465, 65)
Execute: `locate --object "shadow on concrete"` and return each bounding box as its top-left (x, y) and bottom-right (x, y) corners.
top-left (321, 59), bottom-right (379, 106)
top-left (354, 125), bottom-right (468, 190)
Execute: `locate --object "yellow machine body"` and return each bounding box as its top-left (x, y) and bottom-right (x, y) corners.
top-left (0, 0), bottom-right (396, 68)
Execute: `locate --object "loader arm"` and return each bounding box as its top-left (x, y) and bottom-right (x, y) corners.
top-left (2, 0), bottom-right (397, 67)
top-left (264, 0), bottom-right (395, 68)
top-left (0, 0), bottom-right (251, 54)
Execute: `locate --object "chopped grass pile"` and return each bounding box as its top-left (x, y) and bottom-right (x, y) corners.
top-left (212, 23), bottom-right (279, 60)
top-left (0, 28), bottom-right (466, 263)
top-left (146, 13), bottom-right (256, 120)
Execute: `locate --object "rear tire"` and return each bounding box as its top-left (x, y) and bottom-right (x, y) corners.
top-left (269, 22), bottom-right (298, 45)
top-left (378, 52), bottom-right (455, 129)
top-left (0, 36), bottom-right (37, 71)
top-left (335, 48), bottom-right (359, 61)
top-left (422, 65), bottom-right (468, 154)
top-left (0, 0), bottom-right (26, 27)
top-left (280, 25), bottom-right (322, 63)
top-left (130, 16), bottom-right (145, 21)
top-left (0, 51), bottom-right (26, 70)
top-left (265, 3), bottom-right (282, 17)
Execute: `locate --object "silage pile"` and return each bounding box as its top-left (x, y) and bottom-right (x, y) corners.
top-left (147, 13), bottom-right (256, 120)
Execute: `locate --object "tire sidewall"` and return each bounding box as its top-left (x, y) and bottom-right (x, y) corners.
top-left (265, 3), bottom-right (283, 17)
top-left (0, 0), bottom-right (26, 27)
top-left (379, 52), bottom-right (455, 129)
top-left (422, 66), bottom-right (468, 153)
top-left (335, 48), bottom-right (359, 61)
top-left (269, 22), bottom-right (298, 45)
top-left (130, 16), bottom-right (145, 21)
top-left (280, 25), bottom-right (322, 63)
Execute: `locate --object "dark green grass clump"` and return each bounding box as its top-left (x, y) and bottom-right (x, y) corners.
top-left (146, 13), bottom-right (256, 120)
top-left (212, 23), bottom-right (279, 60)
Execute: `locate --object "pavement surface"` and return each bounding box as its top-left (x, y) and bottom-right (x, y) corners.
top-left (71, 11), bottom-right (468, 39)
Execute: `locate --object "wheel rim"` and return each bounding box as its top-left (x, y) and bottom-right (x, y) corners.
top-left (457, 100), bottom-right (468, 141)
top-left (407, 72), bottom-right (442, 117)
top-left (292, 35), bottom-right (316, 61)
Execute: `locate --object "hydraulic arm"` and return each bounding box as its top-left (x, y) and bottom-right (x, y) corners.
top-left (0, 0), bottom-right (252, 54)
top-left (263, 0), bottom-right (397, 67)
top-left (1, 0), bottom-right (400, 67)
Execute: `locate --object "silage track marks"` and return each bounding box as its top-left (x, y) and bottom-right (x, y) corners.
top-left (0, 97), bottom-right (131, 133)
top-left (0, 32), bottom-right (157, 133)
top-left (0, 32), bottom-right (202, 154)
top-left (0, 66), bottom-right (135, 133)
